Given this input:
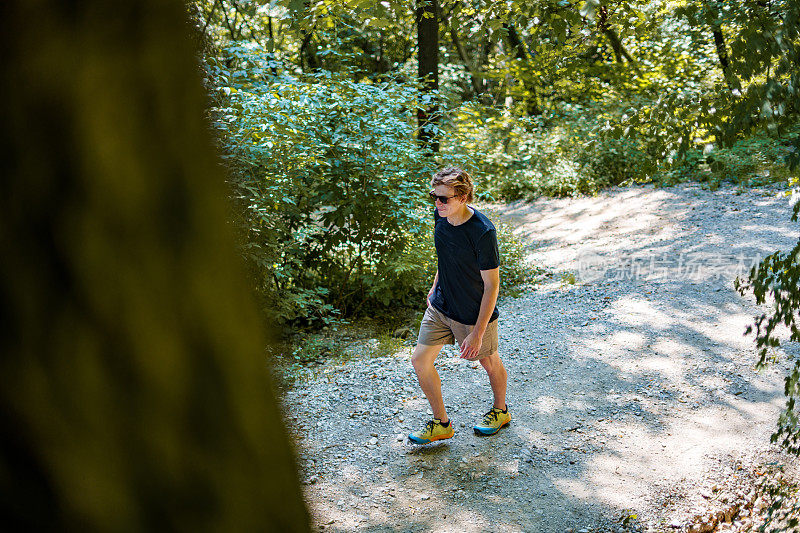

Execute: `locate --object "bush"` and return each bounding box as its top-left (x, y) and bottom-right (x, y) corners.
top-left (576, 134), bottom-right (652, 189)
top-left (662, 131), bottom-right (800, 188)
top-left (440, 102), bottom-right (657, 199)
top-left (206, 44), bottom-right (435, 327)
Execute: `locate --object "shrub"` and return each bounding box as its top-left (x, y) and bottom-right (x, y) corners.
top-left (206, 44), bottom-right (435, 327)
top-left (576, 134), bottom-right (652, 189)
top-left (659, 130), bottom-right (800, 188)
top-left (440, 102), bottom-right (658, 199)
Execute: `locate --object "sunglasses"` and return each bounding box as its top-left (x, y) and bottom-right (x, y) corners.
top-left (429, 191), bottom-right (459, 204)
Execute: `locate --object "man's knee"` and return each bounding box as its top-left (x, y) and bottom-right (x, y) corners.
top-left (479, 352), bottom-right (504, 373)
top-left (411, 344), bottom-right (439, 371)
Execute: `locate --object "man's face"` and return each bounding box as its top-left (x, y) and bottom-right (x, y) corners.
top-left (432, 184), bottom-right (465, 217)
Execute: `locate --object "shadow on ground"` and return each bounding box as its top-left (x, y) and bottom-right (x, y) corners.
top-left (288, 184), bottom-right (799, 532)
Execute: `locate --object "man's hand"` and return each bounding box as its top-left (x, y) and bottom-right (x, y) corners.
top-left (460, 329), bottom-right (483, 360)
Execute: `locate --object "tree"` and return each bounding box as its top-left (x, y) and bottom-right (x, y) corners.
top-left (0, 0), bottom-right (309, 530)
top-left (502, 21), bottom-right (542, 115)
top-left (417, 0), bottom-right (440, 152)
top-left (446, 5), bottom-right (486, 97)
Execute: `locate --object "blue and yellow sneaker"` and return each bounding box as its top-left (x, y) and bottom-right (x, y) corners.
top-left (408, 418), bottom-right (454, 444)
top-left (473, 406), bottom-right (511, 436)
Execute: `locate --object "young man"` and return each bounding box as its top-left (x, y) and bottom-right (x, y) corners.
top-left (408, 167), bottom-right (511, 444)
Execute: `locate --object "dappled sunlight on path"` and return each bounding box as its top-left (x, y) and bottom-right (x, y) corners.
top-left (285, 183), bottom-right (799, 532)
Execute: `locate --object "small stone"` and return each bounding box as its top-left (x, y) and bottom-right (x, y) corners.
top-left (421, 494), bottom-right (430, 500)
top-left (369, 437), bottom-right (378, 446)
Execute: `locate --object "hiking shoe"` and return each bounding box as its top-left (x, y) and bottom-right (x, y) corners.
top-left (473, 406), bottom-right (511, 436)
top-left (408, 418), bottom-right (454, 444)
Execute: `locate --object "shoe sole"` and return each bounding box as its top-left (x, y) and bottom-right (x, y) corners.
top-left (473, 419), bottom-right (511, 436)
top-left (407, 432), bottom-right (454, 445)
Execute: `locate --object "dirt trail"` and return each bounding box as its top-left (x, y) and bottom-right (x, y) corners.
top-left (283, 183), bottom-right (800, 532)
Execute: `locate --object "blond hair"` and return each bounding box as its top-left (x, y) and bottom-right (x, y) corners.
top-left (430, 167), bottom-right (474, 203)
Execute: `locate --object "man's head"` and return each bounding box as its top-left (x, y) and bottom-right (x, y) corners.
top-left (430, 167), bottom-right (474, 203)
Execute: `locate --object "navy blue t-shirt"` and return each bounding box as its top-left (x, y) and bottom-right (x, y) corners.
top-left (430, 207), bottom-right (500, 325)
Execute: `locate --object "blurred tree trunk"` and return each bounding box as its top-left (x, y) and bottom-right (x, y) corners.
top-left (299, 0), bottom-right (320, 71)
top-left (0, 0), bottom-right (309, 531)
top-left (417, 0), bottom-right (440, 153)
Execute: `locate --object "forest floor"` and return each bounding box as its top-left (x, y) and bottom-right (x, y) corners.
top-left (282, 182), bottom-right (800, 533)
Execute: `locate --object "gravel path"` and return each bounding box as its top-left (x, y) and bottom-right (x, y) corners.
top-left (283, 183), bottom-right (800, 532)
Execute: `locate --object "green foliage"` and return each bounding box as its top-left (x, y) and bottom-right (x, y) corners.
top-left (735, 197), bottom-right (800, 456)
top-left (663, 131), bottom-right (800, 187)
top-left (207, 44), bottom-right (435, 327)
top-left (442, 102), bottom-right (657, 199)
top-left (613, 0), bottom-right (800, 178)
top-left (577, 131), bottom-right (653, 188)
top-left (290, 334), bottom-right (343, 366)
top-left (193, 0), bottom-right (800, 345)
top-left (441, 104), bottom-right (576, 199)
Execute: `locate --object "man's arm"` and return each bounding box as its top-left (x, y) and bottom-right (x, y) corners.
top-left (460, 267), bottom-right (500, 360)
top-left (427, 270), bottom-right (439, 308)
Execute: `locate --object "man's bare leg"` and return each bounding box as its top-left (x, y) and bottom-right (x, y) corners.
top-left (411, 343), bottom-right (448, 422)
top-left (479, 351), bottom-right (507, 410)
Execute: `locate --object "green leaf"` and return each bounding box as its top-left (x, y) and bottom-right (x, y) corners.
top-left (579, 0), bottom-right (600, 20)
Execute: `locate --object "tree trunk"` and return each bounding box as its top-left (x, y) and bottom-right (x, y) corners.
top-left (708, 2), bottom-right (737, 92)
top-left (417, 0), bottom-right (440, 153)
top-left (268, 16), bottom-right (278, 75)
top-left (0, 1), bottom-right (309, 530)
top-left (300, 30), bottom-right (320, 71)
top-left (447, 14), bottom-right (484, 96)
top-left (597, 6), bottom-right (642, 75)
top-left (502, 22), bottom-right (542, 116)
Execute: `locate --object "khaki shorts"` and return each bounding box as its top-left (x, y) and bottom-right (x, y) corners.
top-left (417, 305), bottom-right (499, 360)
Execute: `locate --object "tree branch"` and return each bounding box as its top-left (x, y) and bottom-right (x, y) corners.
top-left (446, 10), bottom-right (483, 95)
top-left (202, 0), bottom-right (220, 35)
top-left (220, 0), bottom-right (238, 40)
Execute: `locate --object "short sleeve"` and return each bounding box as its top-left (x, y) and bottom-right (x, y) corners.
top-left (476, 229), bottom-right (499, 270)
